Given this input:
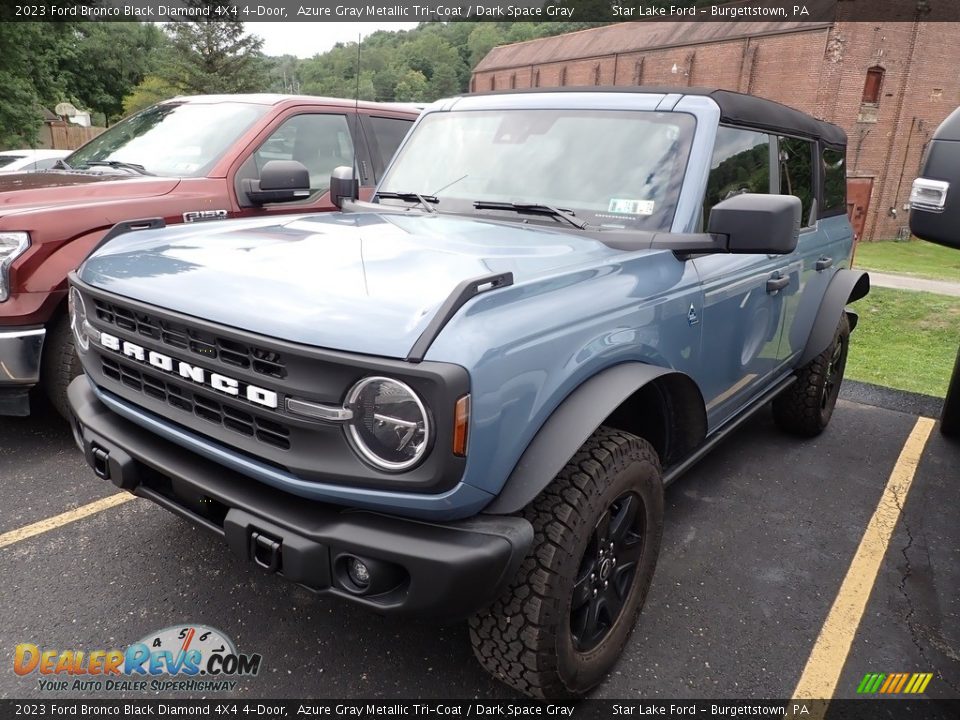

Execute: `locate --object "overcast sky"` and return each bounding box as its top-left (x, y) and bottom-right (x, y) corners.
top-left (246, 22), bottom-right (421, 58)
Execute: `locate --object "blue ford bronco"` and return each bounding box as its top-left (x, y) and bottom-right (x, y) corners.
top-left (67, 88), bottom-right (869, 698)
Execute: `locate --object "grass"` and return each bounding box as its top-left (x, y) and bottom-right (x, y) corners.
top-left (853, 239), bottom-right (960, 283)
top-left (846, 287), bottom-right (960, 397)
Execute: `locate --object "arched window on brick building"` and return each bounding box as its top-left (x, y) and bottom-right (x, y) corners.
top-left (560, 67), bottom-right (567, 87)
top-left (533, 69), bottom-right (540, 88)
top-left (594, 64), bottom-right (601, 85)
top-left (862, 66), bottom-right (884, 105)
top-left (490, 75), bottom-right (496, 91)
top-left (510, 73), bottom-right (516, 89)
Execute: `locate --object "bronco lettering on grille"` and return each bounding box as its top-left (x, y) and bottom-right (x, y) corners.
top-left (99, 332), bottom-right (279, 409)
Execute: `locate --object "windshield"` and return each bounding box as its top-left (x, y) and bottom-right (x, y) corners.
top-left (66, 101), bottom-right (269, 177)
top-left (379, 109), bottom-right (695, 231)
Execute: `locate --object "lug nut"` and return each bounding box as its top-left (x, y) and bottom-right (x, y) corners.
top-left (604, 581), bottom-right (608, 588)
top-left (593, 588), bottom-right (598, 596)
top-left (590, 573), bottom-right (596, 581)
top-left (609, 542), bottom-right (614, 550)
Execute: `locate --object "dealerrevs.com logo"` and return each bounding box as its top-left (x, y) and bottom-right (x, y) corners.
top-left (14, 625), bottom-right (262, 693)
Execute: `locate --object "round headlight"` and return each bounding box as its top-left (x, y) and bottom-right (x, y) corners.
top-left (68, 287), bottom-right (90, 352)
top-left (345, 376), bottom-right (431, 472)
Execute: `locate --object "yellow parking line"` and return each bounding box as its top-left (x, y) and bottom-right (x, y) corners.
top-left (0, 493), bottom-right (136, 549)
top-left (791, 416), bottom-right (935, 703)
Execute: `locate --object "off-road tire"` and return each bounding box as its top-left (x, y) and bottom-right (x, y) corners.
top-left (469, 427), bottom-right (664, 698)
top-left (42, 313), bottom-right (83, 420)
top-left (773, 314), bottom-right (850, 437)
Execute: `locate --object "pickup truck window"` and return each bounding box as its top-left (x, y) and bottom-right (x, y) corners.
top-left (367, 115), bottom-right (414, 172)
top-left (66, 101), bottom-right (269, 178)
top-left (380, 109), bottom-right (694, 231)
top-left (253, 113), bottom-right (354, 193)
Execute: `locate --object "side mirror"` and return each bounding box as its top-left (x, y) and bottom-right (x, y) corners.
top-left (909, 107), bottom-right (960, 250)
top-left (330, 166), bottom-right (358, 209)
top-left (707, 193), bottom-right (800, 254)
top-left (241, 160), bottom-right (310, 205)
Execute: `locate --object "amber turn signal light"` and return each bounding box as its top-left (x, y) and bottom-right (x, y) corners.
top-left (453, 395), bottom-right (470, 457)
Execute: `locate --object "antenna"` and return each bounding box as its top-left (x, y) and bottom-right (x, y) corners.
top-left (353, 32), bottom-right (361, 197)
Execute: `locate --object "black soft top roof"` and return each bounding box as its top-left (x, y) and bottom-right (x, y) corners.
top-left (692, 87), bottom-right (846, 146)
top-left (473, 86), bottom-right (847, 147)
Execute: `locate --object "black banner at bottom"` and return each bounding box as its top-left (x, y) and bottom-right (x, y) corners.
top-left (1, 699), bottom-right (959, 720)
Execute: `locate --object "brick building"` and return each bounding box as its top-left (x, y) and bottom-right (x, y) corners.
top-left (471, 18), bottom-right (960, 241)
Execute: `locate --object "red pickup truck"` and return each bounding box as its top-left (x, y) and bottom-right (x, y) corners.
top-left (0, 94), bottom-right (419, 418)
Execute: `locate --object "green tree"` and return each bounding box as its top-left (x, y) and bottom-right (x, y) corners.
top-left (121, 75), bottom-right (183, 116)
top-left (159, 5), bottom-right (267, 94)
top-left (394, 70), bottom-right (429, 103)
top-left (64, 23), bottom-right (166, 123)
top-left (0, 19), bottom-right (76, 147)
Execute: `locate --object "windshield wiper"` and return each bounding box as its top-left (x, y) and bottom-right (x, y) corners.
top-left (376, 191), bottom-right (438, 214)
top-left (473, 201), bottom-right (586, 230)
top-left (81, 160), bottom-right (153, 176)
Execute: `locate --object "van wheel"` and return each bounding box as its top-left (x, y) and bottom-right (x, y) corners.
top-left (42, 314), bottom-right (83, 420)
top-left (773, 314), bottom-right (850, 437)
top-left (469, 427), bottom-right (664, 698)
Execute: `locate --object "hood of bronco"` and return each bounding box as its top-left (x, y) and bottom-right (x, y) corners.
top-left (78, 212), bottom-right (622, 358)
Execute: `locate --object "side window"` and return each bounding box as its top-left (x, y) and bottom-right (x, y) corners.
top-left (821, 146), bottom-right (846, 216)
top-left (368, 115), bottom-right (414, 170)
top-left (253, 114), bottom-right (354, 193)
top-left (778, 136), bottom-right (815, 226)
top-left (704, 126), bottom-right (771, 223)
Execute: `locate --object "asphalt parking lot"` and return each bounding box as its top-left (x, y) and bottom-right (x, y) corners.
top-left (1, 383), bottom-right (957, 702)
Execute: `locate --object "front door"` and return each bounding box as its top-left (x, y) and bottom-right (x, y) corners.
top-left (693, 127), bottom-right (793, 429)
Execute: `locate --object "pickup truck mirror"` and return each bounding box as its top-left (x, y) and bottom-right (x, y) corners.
top-left (707, 193), bottom-right (801, 254)
top-left (241, 160), bottom-right (311, 205)
top-left (330, 166), bottom-right (359, 209)
top-left (909, 107), bottom-right (960, 250)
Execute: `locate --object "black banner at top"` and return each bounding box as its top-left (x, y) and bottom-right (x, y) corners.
top-left (4, 0), bottom-right (960, 23)
top-left (2, 698), bottom-right (960, 719)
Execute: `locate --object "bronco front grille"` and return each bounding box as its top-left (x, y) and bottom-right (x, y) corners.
top-left (93, 299), bottom-right (287, 379)
top-left (101, 357), bottom-right (292, 451)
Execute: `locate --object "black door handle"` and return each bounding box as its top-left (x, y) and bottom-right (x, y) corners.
top-left (816, 256), bottom-right (834, 271)
top-left (766, 275), bottom-right (790, 293)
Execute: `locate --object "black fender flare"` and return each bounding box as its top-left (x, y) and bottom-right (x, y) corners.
top-left (798, 269), bottom-right (870, 366)
top-left (483, 363), bottom-right (706, 515)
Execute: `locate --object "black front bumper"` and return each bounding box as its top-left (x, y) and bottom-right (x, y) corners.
top-left (68, 378), bottom-right (532, 619)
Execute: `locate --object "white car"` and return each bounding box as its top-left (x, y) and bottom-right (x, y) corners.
top-left (0, 149), bottom-right (71, 173)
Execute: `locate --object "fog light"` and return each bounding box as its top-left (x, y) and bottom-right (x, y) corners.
top-left (347, 557), bottom-right (371, 589)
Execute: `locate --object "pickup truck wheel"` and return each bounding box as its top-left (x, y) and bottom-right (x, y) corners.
top-left (42, 314), bottom-right (83, 420)
top-left (468, 427), bottom-right (664, 698)
top-left (773, 314), bottom-right (850, 437)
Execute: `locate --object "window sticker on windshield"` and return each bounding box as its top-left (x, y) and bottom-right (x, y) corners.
top-left (608, 199), bottom-right (655, 215)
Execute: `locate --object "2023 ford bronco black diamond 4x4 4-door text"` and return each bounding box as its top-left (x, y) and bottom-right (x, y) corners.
top-left (66, 88), bottom-right (869, 698)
